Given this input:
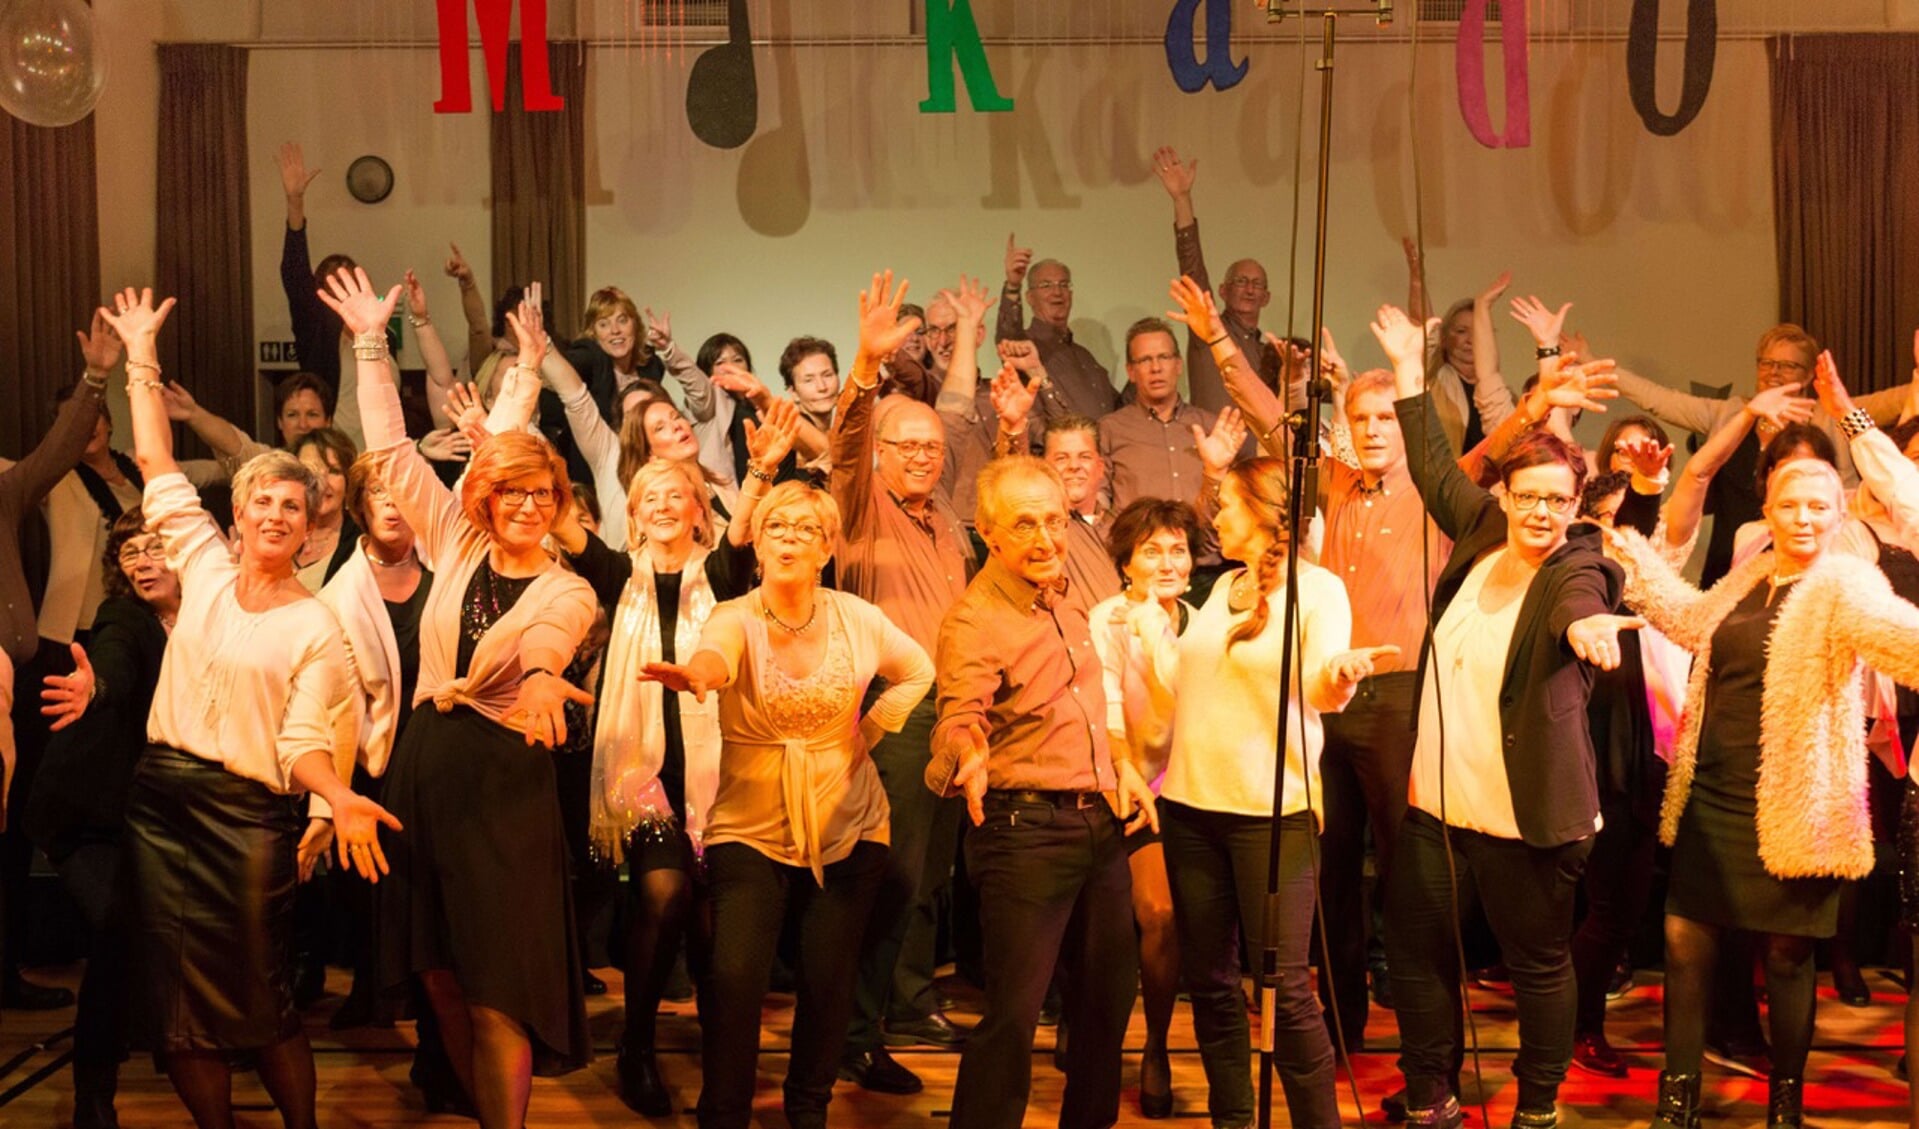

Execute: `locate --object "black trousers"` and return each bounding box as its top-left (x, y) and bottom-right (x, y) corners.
top-left (697, 839), bottom-right (889, 1129)
top-left (1161, 801), bottom-right (1339, 1129)
top-left (949, 795), bottom-right (1137, 1129)
top-left (1570, 797), bottom-right (1658, 1033)
top-left (1385, 809), bottom-right (1592, 1112)
top-left (2, 637), bottom-right (74, 974)
top-left (55, 840), bottom-right (125, 1065)
top-left (1315, 671), bottom-right (1417, 1045)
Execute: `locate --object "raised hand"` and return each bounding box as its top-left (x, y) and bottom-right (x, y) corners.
top-left (1328, 644), bottom-right (1402, 688)
top-left (1745, 381), bottom-right (1815, 430)
top-left (1477, 269), bottom-right (1512, 307)
top-left (710, 362), bottom-right (771, 409)
top-left (1166, 275), bottom-right (1226, 342)
top-left (1368, 304), bottom-right (1430, 370)
top-left (157, 381), bottom-right (201, 423)
top-left (443, 241), bottom-right (474, 286)
top-left (1004, 234), bottom-right (1034, 288)
top-left (276, 141), bottom-right (323, 199)
top-left (99, 287), bottom-right (178, 351)
top-left (506, 670), bottom-right (595, 748)
top-left (1566, 614), bottom-right (1646, 672)
top-left (403, 268), bottom-right (431, 321)
top-left (418, 428), bottom-right (474, 462)
top-left (1151, 145), bottom-right (1198, 198)
top-left (76, 309), bottom-right (122, 374)
top-left (744, 396), bottom-right (801, 475)
top-left (643, 307), bottom-right (673, 352)
top-left (947, 717), bottom-right (991, 826)
top-left (1509, 294), bottom-right (1572, 348)
top-left (939, 274), bottom-right (991, 329)
top-left (997, 338), bottom-right (1042, 375)
top-left (855, 270), bottom-right (920, 361)
top-left (1615, 434), bottom-right (1674, 479)
top-left (444, 381), bottom-right (487, 432)
top-left (316, 267), bottom-right (402, 338)
top-left (1193, 406), bottom-right (1247, 478)
top-left (331, 791), bottom-right (404, 883)
top-left (1319, 327), bottom-right (1351, 397)
top-left (1535, 357), bottom-right (1620, 415)
top-left (39, 642), bottom-right (95, 732)
top-left (989, 362), bottom-right (1039, 430)
top-left (503, 282), bottom-right (549, 370)
top-left (1812, 350), bottom-right (1856, 420)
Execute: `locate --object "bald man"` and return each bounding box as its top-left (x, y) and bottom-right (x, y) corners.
top-left (1151, 146), bottom-right (1284, 415)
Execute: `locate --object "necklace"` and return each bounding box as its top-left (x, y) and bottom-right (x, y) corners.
top-left (762, 596), bottom-right (818, 635)
top-left (366, 544), bottom-right (416, 569)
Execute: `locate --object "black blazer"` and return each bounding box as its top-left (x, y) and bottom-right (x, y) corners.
top-left (1399, 391), bottom-right (1623, 848)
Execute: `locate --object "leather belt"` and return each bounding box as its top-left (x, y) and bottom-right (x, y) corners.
top-left (988, 789), bottom-right (1102, 810)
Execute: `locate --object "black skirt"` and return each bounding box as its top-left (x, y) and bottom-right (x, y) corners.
top-left (122, 745), bottom-right (302, 1053)
top-left (377, 705), bottom-right (590, 1074)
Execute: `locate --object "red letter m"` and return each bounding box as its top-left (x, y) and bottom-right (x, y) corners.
top-left (435, 0), bottom-right (562, 113)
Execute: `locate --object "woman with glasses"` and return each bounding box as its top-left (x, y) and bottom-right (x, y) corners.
top-left (325, 268), bottom-right (600, 1129)
top-left (1370, 305), bottom-right (1635, 1129)
top-left (641, 480), bottom-right (933, 1129)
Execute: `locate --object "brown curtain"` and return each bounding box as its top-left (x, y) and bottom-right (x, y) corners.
top-left (155, 44), bottom-right (253, 446)
top-left (490, 40), bottom-right (586, 334)
top-left (1771, 35), bottom-right (1919, 394)
top-left (0, 114), bottom-right (101, 460)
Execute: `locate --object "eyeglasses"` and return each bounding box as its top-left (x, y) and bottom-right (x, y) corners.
top-left (761, 519), bottom-right (825, 544)
top-left (1507, 491), bottom-right (1578, 515)
top-left (1006, 514), bottom-right (1071, 542)
top-left (879, 439), bottom-right (945, 460)
top-left (1757, 358), bottom-right (1809, 374)
top-left (1029, 279), bottom-right (1073, 293)
top-left (1224, 276), bottom-right (1269, 292)
top-left (924, 324), bottom-right (959, 340)
top-left (1128, 352), bottom-right (1180, 368)
top-left (118, 541), bottom-right (166, 564)
top-left (364, 482), bottom-right (390, 500)
top-left (494, 485), bottom-right (559, 509)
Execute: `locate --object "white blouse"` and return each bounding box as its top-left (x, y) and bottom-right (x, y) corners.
top-left (1410, 548), bottom-right (1523, 838)
top-left (1159, 562), bottom-right (1353, 823)
top-left (142, 473), bottom-right (356, 795)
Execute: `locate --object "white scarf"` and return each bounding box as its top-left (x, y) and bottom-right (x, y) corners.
top-left (589, 545), bottom-right (722, 863)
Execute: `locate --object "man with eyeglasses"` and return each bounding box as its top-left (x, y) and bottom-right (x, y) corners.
top-left (997, 235), bottom-right (1120, 425)
top-left (832, 273), bottom-right (980, 1095)
top-left (927, 455), bottom-right (1157, 1129)
top-left (1606, 323), bottom-right (1905, 584)
top-left (1151, 147), bottom-right (1283, 415)
top-left (1096, 317), bottom-right (1228, 514)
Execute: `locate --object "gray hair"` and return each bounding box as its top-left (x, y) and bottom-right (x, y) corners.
top-left (973, 455), bottom-right (1065, 534)
top-left (231, 448), bottom-right (322, 522)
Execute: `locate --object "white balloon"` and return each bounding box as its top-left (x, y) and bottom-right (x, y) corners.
top-left (0, 0), bottom-right (106, 129)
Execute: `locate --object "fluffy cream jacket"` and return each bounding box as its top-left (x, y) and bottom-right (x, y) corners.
top-left (1614, 529), bottom-right (1919, 879)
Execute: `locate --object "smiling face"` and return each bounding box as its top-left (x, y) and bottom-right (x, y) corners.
top-left (1218, 259), bottom-right (1271, 323)
top-left (296, 445), bottom-right (346, 523)
top-left (486, 473), bottom-right (560, 555)
top-left (1125, 329), bottom-right (1183, 409)
top-left (754, 498), bottom-right (833, 585)
top-left (1027, 261), bottom-right (1074, 327)
top-left (594, 309), bottom-right (638, 365)
top-left (787, 351), bottom-right (841, 417)
top-left (878, 402), bottom-right (945, 502)
top-left (1500, 462), bottom-right (1580, 561)
top-left (1123, 526), bottom-right (1192, 604)
top-left (278, 389), bottom-right (330, 447)
top-left (116, 531), bottom-right (181, 611)
top-left (236, 479), bottom-right (311, 570)
top-left (642, 400), bottom-right (700, 462)
top-left (923, 298), bottom-right (961, 372)
top-left (1764, 465), bottom-right (1842, 570)
top-left (1044, 427), bottom-right (1104, 513)
top-left (1755, 339), bottom-right (1816, 393)
top-left (633, 468), bottom-right (703, 552)
top-left (983, 469), bottom-right (1069, 587)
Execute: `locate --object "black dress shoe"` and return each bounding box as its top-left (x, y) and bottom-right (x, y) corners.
top-left (329, 988), bottom-right (378, 1030)
top-left (1139, 1041), bottom-right (1173, 1119)
top-left (72, 1061), bottom-right (120, 1129)
top-left (617, 1043), bottom-right (674, 1117)
top-left (884, 1011), bottom-right (969, 1047)
top-left (1832, 966), bottom-right (1871, 1007)
top-left (2, 974), bottom-right (74, 1010)
top-left (838, 1048), bottom-right (923, 1095)
top-left (1572, 1031), bottom-right (1628, 1079)
top-left (583, 969), bottom-right (609, 996)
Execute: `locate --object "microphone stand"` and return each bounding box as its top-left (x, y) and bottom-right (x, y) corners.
top-left (1254, 3), bottom-right (1389, 1128)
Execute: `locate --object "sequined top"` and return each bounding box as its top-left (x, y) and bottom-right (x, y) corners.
top-left (760, 622), bottom-right (858, 736)
top-left (457, 562), bottom-right (537, 677)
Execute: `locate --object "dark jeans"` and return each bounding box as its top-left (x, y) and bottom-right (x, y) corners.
top-left (1315, 671), bottom-right (1417, 1045)
top-left (1386, 809), bottom-right (1592, 1112)
top-left (55, 841), bottom-right (125, 1066)
top-left (847, 696), bottom-right (963, 1049)
top-left (3, 637), bottom-right (73, 975)
top-left (1161, 800), bottom-right (1338, 1129)
top-left (950, 795), bottom-right (1137, 1129)
top-left (1571, 797), bottom-right (1658, 1034)
top-left (697, 839), bottom-right (889, 1129)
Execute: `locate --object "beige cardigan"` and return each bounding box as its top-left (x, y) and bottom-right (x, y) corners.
top-left (1616, 529), bottom-right (1919, 879)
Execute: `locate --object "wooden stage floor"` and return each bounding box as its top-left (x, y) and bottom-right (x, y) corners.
top-left (3, 963), bottom-right (1911, 1126)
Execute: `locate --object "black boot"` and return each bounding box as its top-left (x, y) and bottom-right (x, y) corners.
top-left (618, 1042), bottom-right (674, 1117)
top-left (1650, 1070), bottom-right (1702, 1129)
top-left (72, 1060), bottom-right (120, 1129)
top-left (1767, 1076), bottom-right (1804, 1129)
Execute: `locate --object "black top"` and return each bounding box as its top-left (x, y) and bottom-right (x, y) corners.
top-left (1401, 390), bottom-right (1624, 847)
top-left (383, 566), bottom-right (433, 733)
top-left (1695, 581), bottom-right (1782, 804)
top-left (457, 562), bottom-right (536, 677)
top-left (281, 224), bottom-right (343, 387)
top-left (1700, 430), bottom-right (1762, 587)
top-left (24, 596), bottom-right (169, 861)
top-left (1587, 484), bottom-right (1664, 821)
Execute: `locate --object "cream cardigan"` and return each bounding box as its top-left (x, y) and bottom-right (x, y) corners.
top-left (1615, 529), bottom-right (1919, 879)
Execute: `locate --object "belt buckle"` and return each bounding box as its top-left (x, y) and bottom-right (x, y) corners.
top-left (1070, 791), bottom-right (1097, 810)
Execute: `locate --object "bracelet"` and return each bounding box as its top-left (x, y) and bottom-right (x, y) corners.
top-left (81, 368), bottom-right (107, 390)
top-left (126, 359), bottom-right (161, 377)
top-left (127, 376), bottom-right (164, 393)
top-left (1840, 406), bottom-right (1876, 440)
top-left (1206, 333), bottom-right (1231, 347)
top-left (408, 313), bottom-right (431, 329)
top-left (746, 463), bottom-right (775, 484)
top-left (521, 666), bottom-right (555, 683)
top-left (1535, 345), bottom-right (1562, 359)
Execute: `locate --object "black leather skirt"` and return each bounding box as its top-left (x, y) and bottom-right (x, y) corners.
top-left (122, 745), bottom-right (301, 1053)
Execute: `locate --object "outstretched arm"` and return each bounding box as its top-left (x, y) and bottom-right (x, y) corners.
top-left (1660, 381), bottom-right (1813, 551)
top-left (1167, 275), bottom-right (1284, 450)
top-left (100, 289), bottom-right (181, 481)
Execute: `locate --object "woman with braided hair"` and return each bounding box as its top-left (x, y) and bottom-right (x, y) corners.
top-left (1150, 455), bottom-right (1394, 1129)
